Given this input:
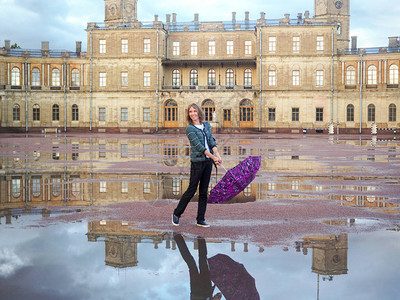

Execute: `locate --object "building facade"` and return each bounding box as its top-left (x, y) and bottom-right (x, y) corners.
top-left (0, 0), bottom-right (399, 133)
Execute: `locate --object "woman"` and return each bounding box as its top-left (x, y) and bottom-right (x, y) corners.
top-left (172, 103), bottom-right (222, 228)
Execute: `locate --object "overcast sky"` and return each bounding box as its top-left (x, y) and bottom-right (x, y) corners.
top-left (1, 0), bottom-right (399, 51)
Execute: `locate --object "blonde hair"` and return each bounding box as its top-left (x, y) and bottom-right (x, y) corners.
top-left (186, 103), bottom-right (205, 124)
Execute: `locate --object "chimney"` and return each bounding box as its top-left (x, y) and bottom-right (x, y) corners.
top-left (154, 14), bottom-right (159, 22)
top-left (76, 41), bottom-right (82, 54)
top-left (388, 36), bottom-right (399, 48)
top-left (166, 14), bottom-right (171, 23)
top-left (297, 13), bottom-right (302, 23)
top-left (285, 13), bottom-right (290, 20)
top-left (304, 11), bottom-right (310, 19)
top-left (232, 12), bottom-right (236, 23)
top-left (245, 11), bottom-right (249, 23)
top-left (172, 13), bottom-right (177, 23)
top-left (5, 40), bottom-right (11, 51)
top-left (41, 41), bottom-right (49, 51)
top-left (260, 12), bottom-right (265, 20)
top-left (351, 36), bottom-right (357, 51)
top-left (194, 13), bottom-right (199, 23)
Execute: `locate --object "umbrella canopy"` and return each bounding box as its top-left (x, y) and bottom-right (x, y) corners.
top-left (208, 156), bottom-right (261, 204)
top-left (208, 254), bottom-right (260, 300)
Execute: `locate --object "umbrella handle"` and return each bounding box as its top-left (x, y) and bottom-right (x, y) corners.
top-left (219, 164), bottom-right (228, 173)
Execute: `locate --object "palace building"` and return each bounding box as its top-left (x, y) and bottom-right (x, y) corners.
top-left (0, 0), bottom-right (399, 133)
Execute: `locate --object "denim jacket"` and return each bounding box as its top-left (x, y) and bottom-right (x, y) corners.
top-left (186, 122), bottom-right (217, 162)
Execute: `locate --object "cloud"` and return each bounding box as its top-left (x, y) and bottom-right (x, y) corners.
top-left (0, 248), bottom-right (30, 278)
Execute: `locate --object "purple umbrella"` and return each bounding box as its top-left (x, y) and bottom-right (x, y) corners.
top-left (208, 254), bottom-right (260, 300)
top-left (208, 156), bottom-right (261, 204)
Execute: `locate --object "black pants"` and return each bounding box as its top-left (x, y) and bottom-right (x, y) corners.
top-left (174, 160), bottom-right (213, 222)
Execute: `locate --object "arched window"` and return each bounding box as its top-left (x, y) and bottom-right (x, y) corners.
top-left (52, 68), bottom-right (60, 86)
top-left (190, 69), bottom-right (198, 87)
top-left (11, 67), bottom-right (20, 85)
top-left (389, 64), bottom-right (399, 85)
top-left (208, 69), bottom-right (216, 87)
top-left (240, 99), bottom-right (253, 123)
top-left (226, 69), bottom-right (234, 88)
top-left (368, 104), bottom-right (375, 122)
top-left (52, 104), bottom-right (60, 121)
top-left (346, 104), bottom-right (354, 122)
top-left (367, 65), bottom-right (377, 85)
top-left (33, 104), bottom-right (40, 121)
top-left (202, 99), bottom-right (215, 122)
top-left (172, 69), bottom-right (180, 88)
top-left (72, 104), bottom-right (79, 121)
top-left (346, 66), bottom-right (356, 85)
top-left (13, 104), bottom-right (20, 121)
top-left (165, 100), bottom-right (178, 123)
top-left (32, 68), bottom-right (41, 86)
top-left (71, 69), bottom-right (80, 86)
top-left (244, 69), bottom-right (252, 88)
top-left (389, 104), bottom-right (396, 122)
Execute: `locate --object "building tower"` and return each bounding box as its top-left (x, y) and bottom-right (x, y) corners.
top-left (104, 0), bottom-right (138, 26)
top-left (314, 0), bottom-right (350, 50)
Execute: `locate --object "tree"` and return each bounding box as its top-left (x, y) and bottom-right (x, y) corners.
top-left (10, 43), bottom-right (21, 49)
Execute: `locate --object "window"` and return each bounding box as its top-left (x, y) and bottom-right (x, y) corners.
top-left (240, 99), bottom-right (253, 122)
top-left (226, 69), bottom-right (234, 88)
top-left (244, 69), bottom-right (252, 88)
top-left (316, 70), bottom-right (324, 86)
top-left (72, 104), bottom-right (79, 121)
top-left (165, 100), bottom-right (178, 122)
top-left (71, 69), bottom-right (79, 86)
top-left (99, 108), bottom-right (106, 121)
top-left (11, 67), bottom-right (20, 85)
top-left (13, 104), bottom-right (20, 121)
top-left (190, 69), bottom-right (198, 87)
top-left (52, 104), bottom-right (59, 121)
top-left (227, 40), bottom-right (233, 55)
top-left (144, 72), bottom-right (150, 87)
top-left (268, 108), bottom-right (276, 121)
top-left (208, 69), bottom-right (216, 87)
top-left (144, 39), bottom-right (150, 53)
top-left (368, 104), bottom-right (375, 122)
top-left (292, 108), bottom-right (299, 122)
top-left (12, 179), bottom-right (21, 198)
top-left (293, 36), bottom-right (300, 52)
top-left (173, 41), bottom-right (180, 56)
top-left (52, 68), bottom-right (60, 86)
top-left (245, 40), bottom-right (252, 55)
top-left (316, 108), bottom-right (324, 122)
top-left (389, 104), bottom-right (396, 122)
top-left (346, 66), bottom-right (356, 85)
top-left (99, 39), bottom-right (106, 54)
top-left (389, 65), bottom-right (399, 85)
top-left (99, 72), bottom-right (106, 87)
top-left (347, 104), bottom-right (354, 122)
top-left (269, 37), bottom-right (276, 52)
top-left (143, 108), bottom-right (150, 121)
top-left (99, 144), bottom-right (106, 158)
top-left (172, 69), bottom-right (180, 88)
top-left (121, 39), bottom-right (128, 53)
top-left (202, 99), bottom-right (215, 122)
top-left (121, 144), bottom-right (128, 157)
top-left (191, 41), bottom-right (198, 56)
top-left (317, 36), bottom-right (324, 51)
top-left (100, 181), bottom-right (107, 193)
top-left (292, 70), bottom-right (300, 86)
top-left (209, 41), bottom-right (215, 55)
top-left (32, 178), bottom-right (41, 197)
top-left (223, 109), bottom-right (231, 122)
top-left (269, 71), bottom-right (276, 86)
top-left (33, 104), bottom-right (40, 121)
top-left (121, 72), bottom-right (128, 87)
top-left (32, 68), bottom-right (40, 86)
top-left (367, 66), bottom-right (377, 85)
top-left (121, 108), bottom-right (128, 121)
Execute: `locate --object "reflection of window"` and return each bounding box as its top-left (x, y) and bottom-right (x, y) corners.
top-left (172, 178), bottom-right (180, 195)
top-left (121, 144), bottom-right (128, 157)
top-left (32, 178), bottom-right (41, 197)
top-left (100, 181), bottom-right (107, 193)
top-left (164, 144), bottom-right (178, 166)
top-left (121, 181), bottom-right (128, 193)
top-left (72, 144), bottom-right (79, 160)
top-left (143, 182), bottom-right (150, 194)
top-left (52, 146), bottom-right (59, 160)
top-left (291, 180), bottom-right (299, 190)
top-left (52, 178), bottom-right (61, 197)
top-left (243, 185), bottom-right (251, 196)
top-left (12, 179), bottom-right (21, 198)
top-left (99, 144), bottom-right (106, 158)
top-left (72, 179), bottom-right (80, 197)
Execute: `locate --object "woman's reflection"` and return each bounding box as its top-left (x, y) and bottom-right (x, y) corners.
top-left (174, 233), bottom-right (222, 300)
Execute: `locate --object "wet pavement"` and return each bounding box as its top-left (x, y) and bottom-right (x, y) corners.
top-left (0, 132), bottom-right (399, 300)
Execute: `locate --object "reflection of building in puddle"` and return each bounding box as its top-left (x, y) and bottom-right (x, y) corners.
top-left (296, 234), bottom-right (348, 283)
top-left (86, 221), bottom-right (260, 269)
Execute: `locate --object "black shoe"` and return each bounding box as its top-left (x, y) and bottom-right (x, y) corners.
top-left (172, 214), bottom-right (179, 226)
top-left (196, 221), bottom-right (210, 228)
